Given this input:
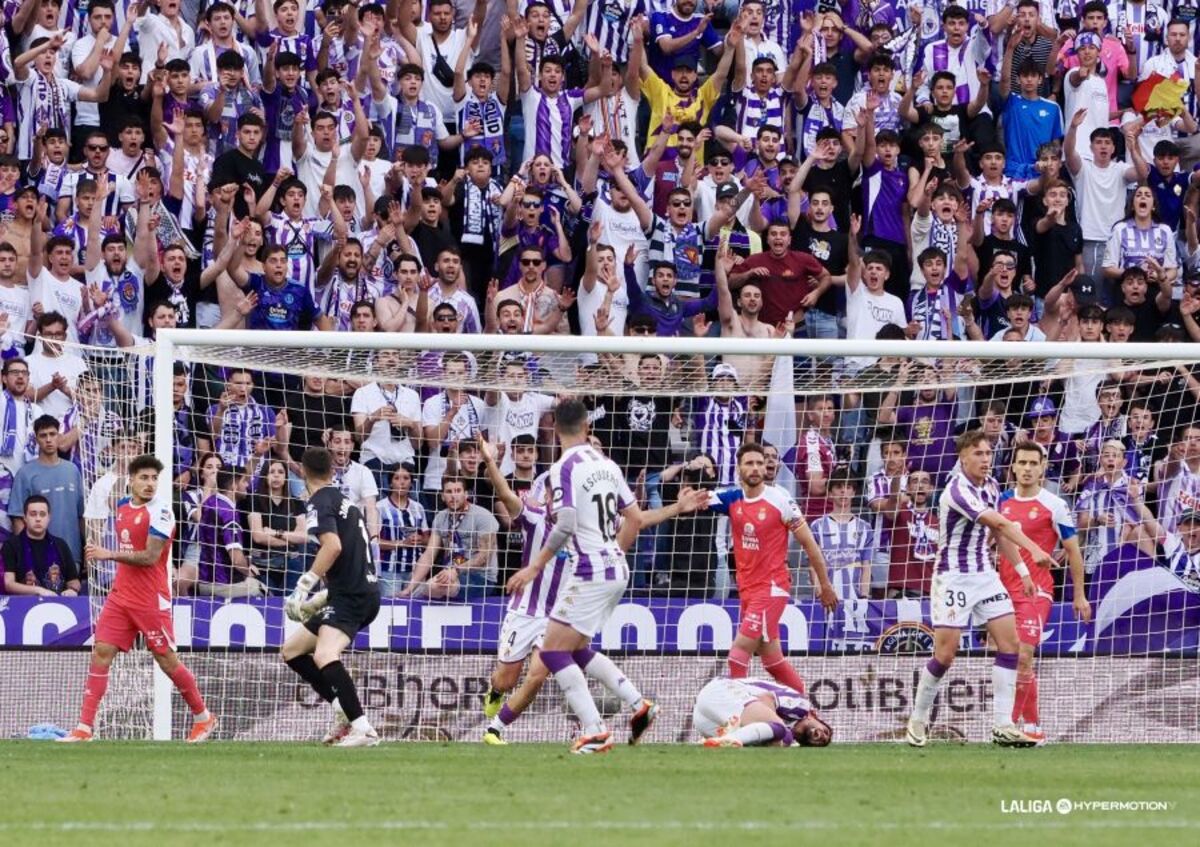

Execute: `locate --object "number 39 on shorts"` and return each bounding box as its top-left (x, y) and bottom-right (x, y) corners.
top-left (943, 590), bottom-right (968, 608)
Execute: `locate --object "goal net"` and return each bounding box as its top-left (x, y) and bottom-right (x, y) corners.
top-left (3, 331), bottom-right (1198, 744)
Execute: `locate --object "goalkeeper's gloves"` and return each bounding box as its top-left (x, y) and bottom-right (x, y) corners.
top-left (285, 571), bottom-right (322, 622)
top-left (299, 589), bottom-right (328, 622)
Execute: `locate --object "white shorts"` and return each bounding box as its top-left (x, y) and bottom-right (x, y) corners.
top-left (929, 570), bottom-right (1014, 630)
top-left (497, 612), bottom-right (547, 664)
top-left (692, 678), bottom-right (756, 739)
top-left (549, 575), bottom-right (627, 639)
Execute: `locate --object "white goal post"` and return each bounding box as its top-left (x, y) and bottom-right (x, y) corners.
top-left (120, 330), bottom-right (1200, 742)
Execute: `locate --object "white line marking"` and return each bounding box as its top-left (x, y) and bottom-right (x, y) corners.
top-left (0, 820), bottom-right (1194, 834)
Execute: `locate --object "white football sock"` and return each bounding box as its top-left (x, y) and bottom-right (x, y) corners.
top-left (332, 698), bottom-right (343, 715)
top-left (993, 664), bottom-right (1018, 726)
top-left (911, 667), bottom-right (944, 723)
top-left (553, 665), bottom-right (605, 735)
top-left (727, 723), bottom-right (778, 746)
top-left (580, 652), bottom-right (642, 708)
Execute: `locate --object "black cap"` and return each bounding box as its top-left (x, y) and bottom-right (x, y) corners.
top-left (716, 181), bottom-right (740, 200)
top-left (673, 55), bottom-right (698, 71)
top-left (1071, 275), bottom-right (1100, 306)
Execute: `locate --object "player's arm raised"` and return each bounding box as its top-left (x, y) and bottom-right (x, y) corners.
top-left (478, 433), bottom-right (522, 520)
top-left (86, 534), bottom-right (168, 568)
top-left (792, 520), bottom-right (839, 612)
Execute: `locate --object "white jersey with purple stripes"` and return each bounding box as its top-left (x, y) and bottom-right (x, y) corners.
top-left (267, 213), bottom-right (335, 295)
top-left (732, 678), bottom-right (814, 722)
top-left (549, 443), bottom-right (635, 583)
top-left (809, 514), bottom-right (874, 600)
top-left (936, 470), bottom-right (1001, 574)
top-left (508, 475), bottom-right (571, 618)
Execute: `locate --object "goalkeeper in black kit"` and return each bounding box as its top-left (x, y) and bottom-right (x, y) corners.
top-left (281, 447), bottom-right (382, 747)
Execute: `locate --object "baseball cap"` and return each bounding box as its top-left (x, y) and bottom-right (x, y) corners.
top-left (716, 181), bottom-right (740, 200)
top-left (1179, 509), bottom-right (1200, 525)
top-left (1074, 31), bottom-right (1102, 51)
top-left (673, 55), bottom-right (699, 71)
top-left (1071, 275), bottom-right (1100, 306)
top-left (1027, 396), bottom-right (1058, 419)
top-left (712, 363), bottom-right (739, 382)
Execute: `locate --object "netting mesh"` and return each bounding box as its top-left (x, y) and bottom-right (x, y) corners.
top-left (3, 334), bottom-right (1200, 743)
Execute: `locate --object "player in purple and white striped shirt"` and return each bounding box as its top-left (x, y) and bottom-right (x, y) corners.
top-left (906, 430), bottom-right (1053, 748)
top-left (482, 434), bottom-right (705, 744)
top-left (694, 677), bottom-right (832, 748)
top-left (504, 400), bottom-right (656, 753)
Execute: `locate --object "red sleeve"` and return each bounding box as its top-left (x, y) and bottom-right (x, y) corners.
top-left (800, 252), bottom-right (824, 281)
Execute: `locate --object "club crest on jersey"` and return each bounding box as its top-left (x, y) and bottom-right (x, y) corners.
top-left (120, 529), bottom-right (131, 543)
top-left (1029, 507), bottom-right (1039, 519)
top-left (757, 509), bottom-right (766, 521)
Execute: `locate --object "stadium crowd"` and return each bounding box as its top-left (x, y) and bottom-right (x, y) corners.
top-left (0, 0), bottom-right (1197, 607)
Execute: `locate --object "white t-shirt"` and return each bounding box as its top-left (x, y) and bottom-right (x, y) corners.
top-left (28, 269), bottom-right (85, 342)
top-left (351, 382), bottom-right (423, 466)
top-left (334, 460), bottom-right (380, 507)
top-left (592, 199), bottom-right (650, 289)
top-left (1075, 157), bottom-right (1131, 241)
top-left (845, 283), bottom-right (906, 372)
top-left (577, 277), bottom-right (630, 356)
top-left (134, 13), bottom-right (197, 83)
top-left (294, 144), bottom-right (334, 219)
top-left (417, 22), bottom-right (473, 117)
top-left (420, 392), bottom-right (488, 491)
top-left (487, 391), bottom-right (554, 476)
top-left (695, 175), bottom-right (752, 229)
top-left (0, 283), bottom-right (31, 331)
top-left (1064, 73), bottom-right (1111, 162)
top-left (26, 350), bottom-right (89, 422)
top-left (69, 34), bottom-right (105, 126)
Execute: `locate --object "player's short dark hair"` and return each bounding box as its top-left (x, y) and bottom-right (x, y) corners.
top-left (1104, 305), bottom-right (1136, 326)
top-left (1017, 59), bottom-right (1042, 77)
top-left (23, 494), bottom-right (50, 513)
top-left (441, 475), bottom-right (466, 490)
top-left (992, 198), bottom-right (1017, 216)
top-left (828, 469), bottom-right (858, 490)
top-left (275, 50), bottom-right (302, 69)
top-left (930, 71), bottom-right (957, 89)
top-left (301, 447), bottom-right (334, 480)
top-left (736, 442), bottom-right (766, 462)
top-left (33, 414), bottom-right (60, 434)
top-left (1081, 0), bottom-right (1108, 18)
top-left (918, 247), bottom-right (947, 268)
top-left (942, 5), bottom-right (968, 21)
top-left (862, 250), bottom-right (892, 270)
top-left (1011, 440), bottom-right (1046, 462)
top-left (511, 433), bottom-right (537, 448)
top-left (868, 53), bottom-right (895, 72)
top-left (465, 145), bottom-right (494, 164)
top-left (237, 112), bottom-right (265, 130)
top-left (1006, 293), bottom-right (1035, 311)
top-left (128, 454), bottom-right (165, 476)
top-left (553, 398), bottom-right (589, 436)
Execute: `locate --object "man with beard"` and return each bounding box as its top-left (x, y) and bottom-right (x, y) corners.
top-left (728, 222), bottom-right (831, 327)
top-left (421, 247), bottom-right (482, 334)
top-left (316, 239), bottom-right (384, 332)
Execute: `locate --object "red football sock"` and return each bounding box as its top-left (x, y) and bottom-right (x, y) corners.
top-left (1022, 674), bottom-right (1039, 726)
top-left (79, 662), bottom-right (110, 729)
top-left (762, 654), bottom-right (806, 693)
top-left (1013, 673), bottom-right (1032, 724)
top-left (727, 646), bottom-right (752, 679)
top-left (168, 663), bottom-right (207, 715)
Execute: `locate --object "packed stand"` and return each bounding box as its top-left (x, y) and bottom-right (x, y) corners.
top-left (0, 0), bottom-right (1196, 607)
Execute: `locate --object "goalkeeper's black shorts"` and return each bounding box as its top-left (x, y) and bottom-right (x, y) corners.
top-left (304, 589), bottom-right (381, 640)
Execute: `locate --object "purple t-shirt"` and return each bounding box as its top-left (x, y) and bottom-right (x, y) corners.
top-left (896, 400), bottom-right (957, 484)
top-left (649, 11), bottom-right (721, 80)
top-left (196, 492), bottom-right (243, 584)
top-left (863, 159), bottom-right (909, 245)
top-left (501, 221), bottom-right (560, 284)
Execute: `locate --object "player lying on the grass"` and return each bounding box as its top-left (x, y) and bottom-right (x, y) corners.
top-left (699, 443), bottom-right (839, 694)
top-left (479, 433), bottom-right (707, 744)
top-left (905, 430), bottom-right (1054, 748)
top-left (693, 677), bottom-right (832, 748)
top-left (998, 442), bottom-right (1091, 745)
top-left (505, 400), bottom-right (660, 753)
top-left (62, 455), bottom-right (216, 743)
top-left (280, 447), bottom-right (383, 748)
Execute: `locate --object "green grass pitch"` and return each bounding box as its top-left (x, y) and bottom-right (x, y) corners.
top-left (2, 743), bottom-right (1197, 847)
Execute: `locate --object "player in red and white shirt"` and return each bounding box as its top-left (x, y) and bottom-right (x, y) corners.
top-left (705, 443), bottom-right (839, 694)
top-left (59, 455), bottom-right (216, 743)
top-left (998, 442), bottom-right (1092, 745)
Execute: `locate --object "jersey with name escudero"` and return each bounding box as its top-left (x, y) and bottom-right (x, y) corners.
top-left (549, 444), bottom-right (635, 583)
